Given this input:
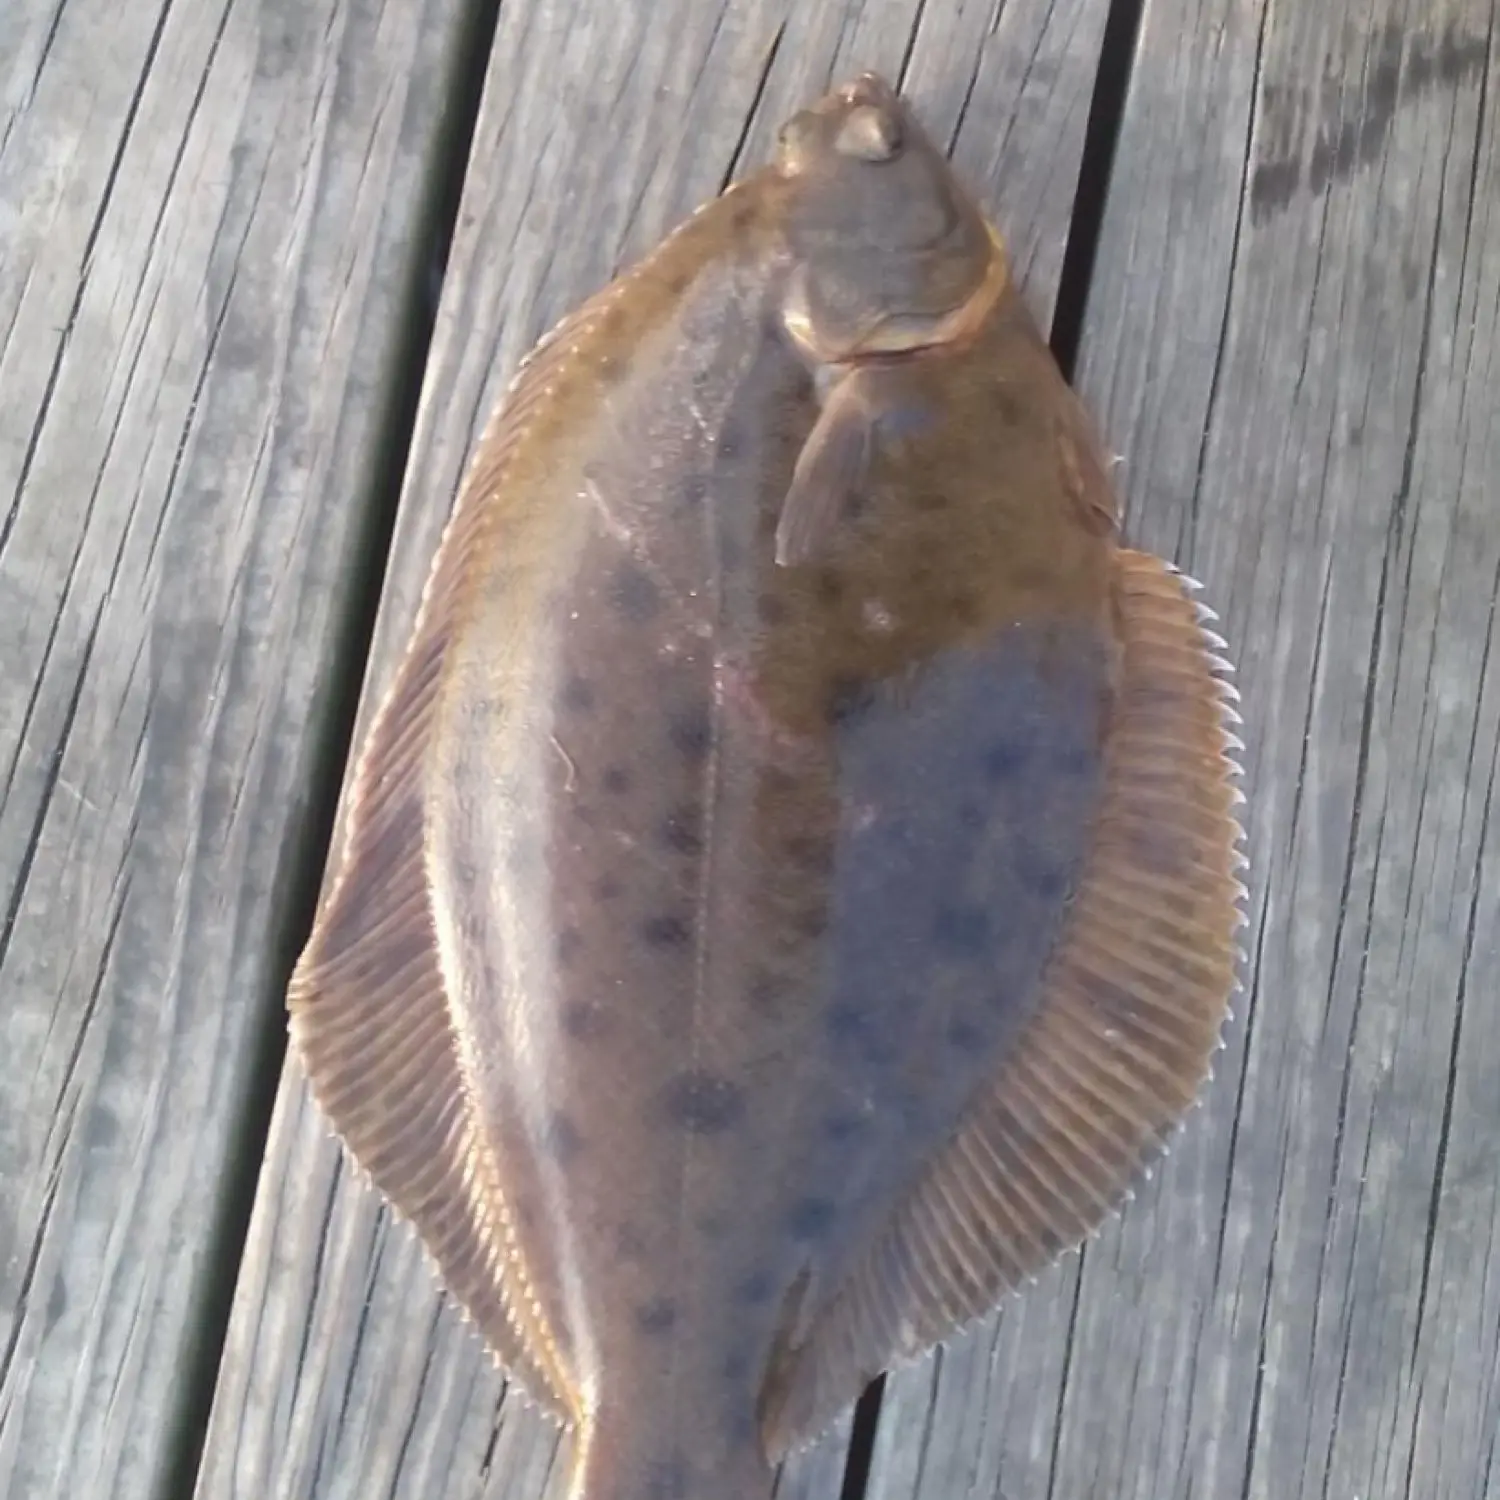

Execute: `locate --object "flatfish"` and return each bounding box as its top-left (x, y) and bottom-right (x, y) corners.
top-left (289, 72), bottom-right (1247, 1500)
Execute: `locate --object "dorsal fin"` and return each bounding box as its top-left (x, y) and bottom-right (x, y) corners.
top-left (761, 548), bottom-right (1247, 1456)
top-left (285, 289), bottom-right (632, 1422)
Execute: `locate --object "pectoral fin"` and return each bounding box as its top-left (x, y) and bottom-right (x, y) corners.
top-left (759, 548), bottom-right (1247, 1456)
top-left (775, 375), bottom-right (876, 567)
top-left (776, 368), bottom-right (932, 567)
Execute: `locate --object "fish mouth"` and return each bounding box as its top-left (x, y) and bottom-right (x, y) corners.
top-left (841, 71), bottom-right (897, 103)
top-left (802, 70), bottom-right (902, 123)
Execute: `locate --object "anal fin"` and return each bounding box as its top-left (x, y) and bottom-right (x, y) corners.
top-left (761, 548), bottom-right (1247, 1456)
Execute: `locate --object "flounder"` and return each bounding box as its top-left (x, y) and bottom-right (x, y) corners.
top-left (290, 73), bottom-right (1247, 1500)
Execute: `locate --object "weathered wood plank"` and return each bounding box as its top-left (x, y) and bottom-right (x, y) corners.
top-left (874, 5), bottom-right (1500, 1498)
top-left (194, 1), bottom-right (1114, 1495)
top-left (0, 1), bottom-right (478, 1496)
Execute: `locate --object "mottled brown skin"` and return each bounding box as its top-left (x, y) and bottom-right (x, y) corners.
top-left (429, 77), bottom-right (1107, 1498)
top-left (291, 73), bottom-right (1245, 1500)
top-left (520, 314), bottom-right (1117, 1500)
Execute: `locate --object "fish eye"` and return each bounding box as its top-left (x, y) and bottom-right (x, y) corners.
top-left (775, 111), bottom-right (821, 171)
top-left (834, 103), bottom-right (902, 162)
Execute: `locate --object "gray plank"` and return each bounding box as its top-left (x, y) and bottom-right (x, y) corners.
top-left (0, 1), bottom-right (476, 1496)
top-left (874, 5), bottom-right (1500, 1499)
top-left (193, 0), bottom-right (1114, 1495)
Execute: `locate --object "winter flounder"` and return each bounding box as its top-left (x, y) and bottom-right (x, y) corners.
top-left (289, 72), bottom-right (1247, 1500)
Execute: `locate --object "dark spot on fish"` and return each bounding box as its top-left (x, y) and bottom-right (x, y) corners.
top-left (595, 351), bottom-right (626, 389)
top-left (660, 806), bottom-right (702, 856)
top-left (1055, 745), bottom-right (1095, 777)
top-left (949, 591), bottom-right (981, 628)
top-left (1018, 842), bottom-right (1068, 900)
top-left (933, 903), bottom-right (991, 955)
top-left (641, 913), bottom-right (692, 949)
top-left (759, 592), bottom-right (788, 626)
top-left (735, 1270), bottom-right (775, 1306)
top-left (731, 202), bottom-right (755, 230)
top-left (822, 1109), bottom-right (864, 1142)
top-left (947, 1017), bottom-right (985, 1050)
top-left (560, 999), bottom-right (608, 1040)
top-left (635, 1297), bottom-right (678, 1336)
top-left (556, 926), bottom-right (584, 965)
top-left (748, 970), bottom-right (789, 1015)
top-left (913, 492), bottom-right (948, 512)
top-left (602, 764), bottom-right (632, 794)
top-left (718, 424), bottom-right (744, 461)
top-left (645, 1458), bottom-right (687, 1500)
top-left (826, 1001), bottom-right (896, 1066)
top-left (784, 833), bottom-right (834, 875)
top-left (825, 674), bottom-right (875, 726)
top-left (786, 1196), bottom-right (836, 1241)
top-left (677, 474), bottom-right (708, 508)
top-left (561, 676), bottom-right (596, 712)
top-left (825, 1002), bottom-right (863, 1040)
top-left (611, 562), bottom-right (660, 622)
top-left (761, 766), bottom-right (798, 797)
top-left (982, 740), bottom-right (1028, 780)
top-left (544, 1111), bottom-right (584, 1163)
top-left (669, 704), bottom-right (713, 761)
top-left (815, 569), bottom-right (843, 606)
top-left (593, 873), bottom-right (622, 901)
top-left (986, 387), bottom-right (1022, 426)
top-left (796, 905), bottom-right (829, 940)
top-left (615, 1221), bottom-right (648, 1259)
top-left (841, 491), bottom-right (867, 522)
top-left (957, 799), bottom-right (982, 827)
top-left (695, 1211), bottom-right (728, 1240)
top-left (722, 1350), bottom-right (751, 1382)
top-left (662, 1070), bottom-right (745, 1135)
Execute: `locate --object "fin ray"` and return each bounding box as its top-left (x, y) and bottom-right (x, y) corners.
top-left (285, 294), bottom-right (633, 1424)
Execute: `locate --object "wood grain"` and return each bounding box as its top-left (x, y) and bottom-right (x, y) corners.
top-left (873, 4), bottom-right (1500, 1498)
top-left (0, 1), bottom-right (474, 1496)
top-left (193, 1), bottom-right (1115, 1496)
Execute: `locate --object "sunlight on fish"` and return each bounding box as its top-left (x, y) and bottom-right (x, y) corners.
top-left (288, 71), bottom-right (1247, 1500)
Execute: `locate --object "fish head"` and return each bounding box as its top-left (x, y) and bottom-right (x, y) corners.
top-left (772, 72), bottom-right (1003, 364)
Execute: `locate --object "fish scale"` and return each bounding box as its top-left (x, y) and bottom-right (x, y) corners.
top-left (288, 72), bottom-right (1248, 1500)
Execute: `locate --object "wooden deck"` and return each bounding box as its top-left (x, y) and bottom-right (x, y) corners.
top-left (4, 1), bottom-right (1497, 1497)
